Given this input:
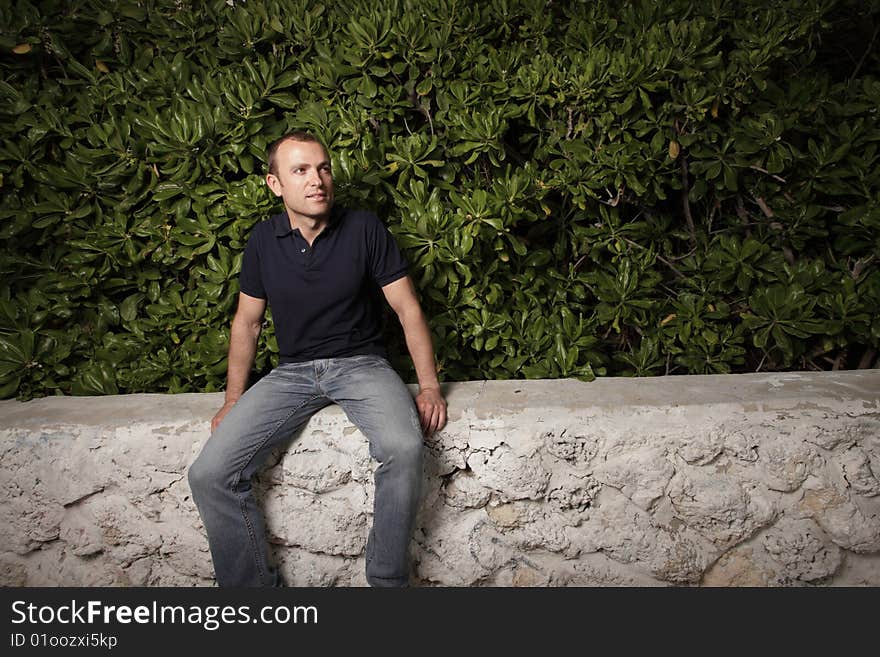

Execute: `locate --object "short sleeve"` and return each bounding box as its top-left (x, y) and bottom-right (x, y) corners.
top-left (238, 230), bottom-right (267, 298)
top-left (365, 212), bottom-right (409, 287)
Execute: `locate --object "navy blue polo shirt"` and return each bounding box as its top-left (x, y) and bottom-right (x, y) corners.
top-left (238, 207), bottom-right (409, 363)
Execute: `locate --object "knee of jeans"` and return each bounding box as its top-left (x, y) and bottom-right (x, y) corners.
top-left (188, 453), bottom-right (224, 497)
top-left (388, 438), bottom-right (422, 468)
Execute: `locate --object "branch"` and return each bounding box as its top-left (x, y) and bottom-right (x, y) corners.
top-left (748, 164), bottom-right (787, 184)
top-left (679, 155), bottom-right (696, 246)
top-left (849, 23), bottom-right (880, 84)
top-left (753, 196), bottom-right (774, 218)
top-left (621, 236), bottom-right (687, 280)
top-left (858, 348), bottom-right (876, 370)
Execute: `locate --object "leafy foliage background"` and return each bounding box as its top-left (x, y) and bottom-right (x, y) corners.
top-left (1, 0), bottom-right (878, 399)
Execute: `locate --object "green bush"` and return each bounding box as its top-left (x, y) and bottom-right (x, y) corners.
top-left (1, 0), bottom-right (878, 399)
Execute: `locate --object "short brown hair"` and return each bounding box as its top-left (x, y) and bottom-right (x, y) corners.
top-left (266, 131), bottom-right (327, 175)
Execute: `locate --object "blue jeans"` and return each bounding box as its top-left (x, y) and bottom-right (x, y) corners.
top-left (188, 354), bottom-right (423, 587)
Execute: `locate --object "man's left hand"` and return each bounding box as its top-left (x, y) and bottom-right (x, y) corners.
top-left (415, 387), bottom-right (447, 437)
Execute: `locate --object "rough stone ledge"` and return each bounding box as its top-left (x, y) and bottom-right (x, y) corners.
top-left (1, 370), bottom-right (878, 586)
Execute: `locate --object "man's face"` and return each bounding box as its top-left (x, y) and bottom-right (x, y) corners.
top-left (266, 139), bottom-right (334, 223)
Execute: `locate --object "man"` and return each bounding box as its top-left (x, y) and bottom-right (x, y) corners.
top-left (188, 131), bottom-right (447, 587)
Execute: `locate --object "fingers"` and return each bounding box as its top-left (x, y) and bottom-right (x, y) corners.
top-left (418, 403), bottom-right (431, 435)
top-left (417, 397), bottom-right (447, 437)
top-left (418, 402), bottom-right (431, 435)
top-left (210, 403), bottom-right (234, 434)
top-left (429, 401), bottom-right (447, 435)
top-left (422, 406), bottom-right (437, 436)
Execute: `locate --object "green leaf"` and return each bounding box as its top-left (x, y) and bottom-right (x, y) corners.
top-left (0, 331), bottom-right (34, 364)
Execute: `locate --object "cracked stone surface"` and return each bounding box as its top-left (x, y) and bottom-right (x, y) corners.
top-left (0, 370), bottom-right (878, 586)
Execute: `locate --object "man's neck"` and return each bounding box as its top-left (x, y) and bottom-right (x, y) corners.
top-left (288, 211), bottom-right (329, 246)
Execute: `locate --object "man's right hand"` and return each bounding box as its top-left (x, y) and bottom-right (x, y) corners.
top-left (211, 400), bottom-right (237, 433)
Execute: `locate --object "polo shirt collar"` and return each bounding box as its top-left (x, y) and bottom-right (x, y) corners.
top-left (272, 207), bottom-right (343, 238)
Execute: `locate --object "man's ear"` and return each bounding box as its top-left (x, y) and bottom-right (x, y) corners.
top-left (265, 173), bottom-right (282, 197)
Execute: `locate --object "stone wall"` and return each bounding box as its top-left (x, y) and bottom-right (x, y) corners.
top-left (1, 370), bottom-right (878, 586)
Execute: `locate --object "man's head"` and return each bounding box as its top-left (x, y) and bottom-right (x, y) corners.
top-left (265, 132), bottom-right (334, 224)
top-left (266, 131), bottom-right (326, 176)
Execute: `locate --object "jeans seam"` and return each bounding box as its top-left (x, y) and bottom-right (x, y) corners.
top-left (230, 392), bottom-right (323, 584)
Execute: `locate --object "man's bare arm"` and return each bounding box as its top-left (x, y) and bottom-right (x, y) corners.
top-left (211, 292), bottom-right (267, 432)
top-left (382, 275), bottom-right (447, 436)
